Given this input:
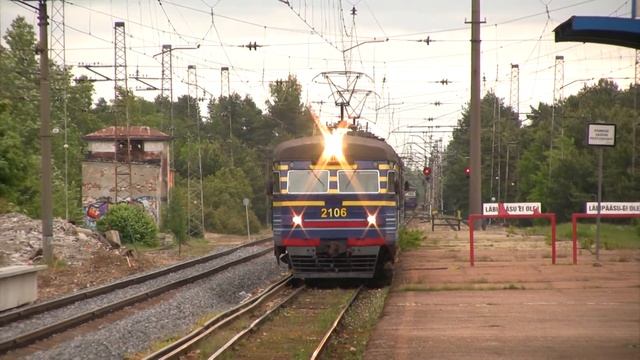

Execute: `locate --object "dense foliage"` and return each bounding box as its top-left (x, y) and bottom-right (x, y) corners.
top-left (96, 204), bottom-right (158, 246)
top-left (0, 17), bottom-right (313, 236)
top-left (442, 83), bottom-right (639, 221)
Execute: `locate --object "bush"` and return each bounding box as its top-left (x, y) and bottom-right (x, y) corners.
top-left (97, 204), bottom-right (158, 246)
top-left (398, 227), bottom-right (424, 251)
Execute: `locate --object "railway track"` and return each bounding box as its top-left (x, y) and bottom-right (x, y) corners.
top-left (0, 237), bottom-right (273, 354)
top-left (144, 279), bottom-right (363, 359)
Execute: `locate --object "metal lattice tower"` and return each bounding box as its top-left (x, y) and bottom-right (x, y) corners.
top-left (161, 44), bottom-right (173, 132)
top-left (49, 1), bottom-right (65, 66)
top-left (114, 22), bottom-right (132, 202)
top-left (553, 55), bottom-right (565, 104)
top-left (509, 64), bottom-right (519, 120)
top-left (186, 65), bottom-right (205, 237)
top-left (50, 0), bottom-right (70, 219)
top-left (221, 66), bottom-right (230, 97)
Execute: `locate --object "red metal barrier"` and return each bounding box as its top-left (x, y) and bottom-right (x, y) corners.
top-left (571, 213), bottom-right (640, 265)
top-left (468, 213), bottom-right (557, 267)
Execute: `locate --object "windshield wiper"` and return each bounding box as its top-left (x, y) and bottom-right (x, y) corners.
top-left (310, 170), bottom-right (326, 190)
top-left (344, 170), bottom-right (359, 192)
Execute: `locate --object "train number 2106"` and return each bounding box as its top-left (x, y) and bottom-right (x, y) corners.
top-left (320, 207), bottom-right (348, 218)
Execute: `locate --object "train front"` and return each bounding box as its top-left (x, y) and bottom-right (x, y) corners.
top-left (270, 132), bottom-right (402, 279)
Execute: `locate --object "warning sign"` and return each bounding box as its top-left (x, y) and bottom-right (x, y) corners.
top-left (586, 202), bottom-right (640, 215)
top-left (483, 202), bottom-right (542, 216)
top-left (587, 123), bottom-right (616, 147)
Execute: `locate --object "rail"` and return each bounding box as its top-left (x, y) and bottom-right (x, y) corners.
top-left (143, 275), bottom-right (294, 360)
top-left (0, 241), bottom-right (273, 354)
top-left (0, 237), bottom-right (271, 327)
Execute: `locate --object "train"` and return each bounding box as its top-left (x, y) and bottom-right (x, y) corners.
top-left (269, 129), bottom-right (405, 279)
top-left (404, 186), bottom-right (418, 211)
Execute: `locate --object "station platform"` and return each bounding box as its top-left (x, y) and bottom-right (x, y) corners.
top-left (364, 223), bottom-right (640, 359)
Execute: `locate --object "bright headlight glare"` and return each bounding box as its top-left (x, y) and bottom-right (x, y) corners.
top-left (292, 215), bottom-right (303, 225)
top-left (367, 214), bottom-right (376, 225)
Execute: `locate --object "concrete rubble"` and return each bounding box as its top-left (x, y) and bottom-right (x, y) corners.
top-left (0, 213), bottom-right (112, 266)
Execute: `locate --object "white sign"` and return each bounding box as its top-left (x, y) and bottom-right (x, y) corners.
top-left (586, 202), bottom-right (640, 215)
top-left (483, 202), bottom-right (542, 216)
top-left (587, 123), bottom-right (616, 146)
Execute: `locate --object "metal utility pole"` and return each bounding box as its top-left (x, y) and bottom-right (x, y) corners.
top-left (550, 55), bottom-right (564, 177)
top-left (509, 64), bottom-right (519, 120)
top-left (186, 65), bottom-right (205, 237)
top-left (50, 0), bottom-right (69, 220)
top-left (38, 0), bottom-right (54, 265)
top-left (113, 22), bottom-right (132, 202)
top-left (633, 50), bottom-right (639, 175)
top-left (221, 66), bottom-right (230, 97)
top-left (468, 0), bottom-right (483, 222)
top-left (160, 44), bottom-right (173, 205)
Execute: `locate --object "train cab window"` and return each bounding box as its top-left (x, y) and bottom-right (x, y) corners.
top-left (338, 170), bottom-right (379, 193)
top-left (272, 172), bottom-right (280, 193)
top-left (287, 170), bottom-right (329, 193)
top-left (387, 171), bottom-right (397, 193)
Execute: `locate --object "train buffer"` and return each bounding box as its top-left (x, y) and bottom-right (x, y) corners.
top-left (431, 210), bottom-right (461, 231)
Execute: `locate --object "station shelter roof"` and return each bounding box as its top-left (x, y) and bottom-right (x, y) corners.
top-left (554, 16), bottom-right (640, 49)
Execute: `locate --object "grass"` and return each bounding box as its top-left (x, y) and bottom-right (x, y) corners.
top-left (398, 227), bottom-right (425, 251)
top-left (525, 222), bottom-right (639, 250)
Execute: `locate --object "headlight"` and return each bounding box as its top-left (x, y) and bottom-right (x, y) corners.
top-left (292, 214), bottom-right (303, 226)
top-left (367, 214), bottom-right (376, 226)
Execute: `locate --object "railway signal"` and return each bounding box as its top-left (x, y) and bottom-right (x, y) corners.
top-left (464, 167), bottom-right (471, 178)
top-left (423, 166), bottom-right (432, 180)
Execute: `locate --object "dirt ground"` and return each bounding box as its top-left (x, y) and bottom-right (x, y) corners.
top-left (35, 231), bottom-right (270, 302)
top-left (365, 219), bottom-right (640, 360)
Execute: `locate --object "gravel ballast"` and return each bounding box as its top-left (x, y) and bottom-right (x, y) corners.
top-left (3, 247), bottom-right (287, 359)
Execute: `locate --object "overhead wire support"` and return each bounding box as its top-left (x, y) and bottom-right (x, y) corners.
top-left (34, 0), bottom-right (54, 265)
top-left (550, 55), bottom-right (564, 170)
top-left (634, 49), bottom-right (639, 175)
top-left (153, 44), bottom-right (199, 135)
top-left (221, 66), bottom-right (230, 97)
top-left (240, 41), bottom-right (263, 50)
top-left (74, 63), bottom-right (113, 83)
top-left (113, 21), bottom-right (132, 203)
top-left (429, 79), bottom-right (452, 85)
top-left (509, 64), bottom-right (520, 121)
top-left (186, 65), bottom-right (205, 238)
top-left (279, 0), bottom-right (342, 52)
top-left (131, 68), bottom-right (162, 91)
top-left (50, 0), bottom-right (69, 220)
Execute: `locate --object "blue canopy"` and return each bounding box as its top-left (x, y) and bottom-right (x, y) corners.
top-left (554, 16), bottom-right (640, 49)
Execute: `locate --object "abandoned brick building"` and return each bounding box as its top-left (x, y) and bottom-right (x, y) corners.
top-left (82, 126), bottom-right (172, 227)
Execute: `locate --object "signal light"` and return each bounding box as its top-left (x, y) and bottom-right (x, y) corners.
top-left (464, 167), bottom-right (471, 178)
top-left (423, 166), bottom-right (432, 179)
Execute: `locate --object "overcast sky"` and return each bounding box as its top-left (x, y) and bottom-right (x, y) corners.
top-left (1, 0), bottom-right (637, 157)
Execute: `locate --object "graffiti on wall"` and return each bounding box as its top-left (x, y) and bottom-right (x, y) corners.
top-left (83, 196), bottom-right (159, 228)
top-left (83, 197), bottom-right (110, 229)
top-left (132, 196), bottom-right (158, 222)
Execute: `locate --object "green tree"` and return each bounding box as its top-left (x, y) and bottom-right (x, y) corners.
top-left (266, 74), bottom-right (314, 143)
top-left (0, 17), bottom-right (42, 215)
top-left (202, 167), bottom-right (261, 234)
top-left (163, 180), bottom-right (188, 249)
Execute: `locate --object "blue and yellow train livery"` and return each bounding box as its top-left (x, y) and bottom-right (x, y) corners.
top-left (270, 133), bottom-right (404, 279)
